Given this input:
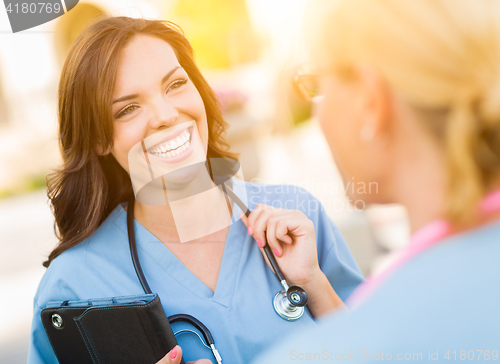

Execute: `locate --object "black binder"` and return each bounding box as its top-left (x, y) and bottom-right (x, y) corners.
top-left (41, 293), bottom-right (181, 364)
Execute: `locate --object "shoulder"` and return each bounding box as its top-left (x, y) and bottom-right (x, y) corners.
top-left (233, 179), bottom-right (338, 243)
top-left (357, 221), bottom-right (500, 326)
top-left (322, 221), bottom-right (500, 349)
top-left (233, 178), bottom-right (349, 262)
top-left (234, 178), bottom-right (335, 234)
top-left (236, 178), bottom-right (312, 201)
top-left (234, 178), bottom-right (321, 214)
top-left (51, 202), bottom-right (129, 267)
top-left (254, 223), bottom-right (500, 363)
top-left (391, 220), bottom-right (500, 302)
top-left (34, 204), bottom-right (130, 307)
top-left (386, 220), bottom-right (500, 294)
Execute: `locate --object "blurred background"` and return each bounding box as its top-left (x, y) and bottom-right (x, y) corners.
top-left (0, 0), bottom-right (409, 362)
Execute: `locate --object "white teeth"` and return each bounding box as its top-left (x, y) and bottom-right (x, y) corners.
top-left (149, 129), bottom-right (192, 157)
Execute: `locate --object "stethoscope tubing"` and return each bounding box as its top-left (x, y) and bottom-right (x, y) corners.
top-left (223, 184), bottom-right (309, 319)
top-left (127, 195), bottom-right (220, 364)
top-left (127, 183), bottom-right (287, 296)
top-left (126, 182), bottom-right (304, 364)
top-left (222, 185), bottom-right (286, 282)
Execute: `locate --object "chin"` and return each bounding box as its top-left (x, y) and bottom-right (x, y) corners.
top-left (161, 161), bottom-right (205, 190)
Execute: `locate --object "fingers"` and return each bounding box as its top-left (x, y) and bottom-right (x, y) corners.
top-left (244, 204), bottom-right (267, 246)
top-left (239, 212), bottom-right (248, 228)
top-left (252, 207), bottom-right (274, 249)
top-left (156, 343), bottom-right (212, 363)
top-left (267, 215), bottom-right (309, 256)
top-left (157, 345), bottom-right (183, 364)
top-left (265, 216), bottom-right (291, 257)
top-left (245, 205), bottom-right (294, 254)
top-left (242, 204), bottom-right (313, 257)
top-left (276, 219), bottom-right (294, 246)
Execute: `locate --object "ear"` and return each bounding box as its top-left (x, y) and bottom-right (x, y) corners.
top-left (355, 64), bottom-right (392, 144)
top-left (96, 143), bottom-right (111, 156)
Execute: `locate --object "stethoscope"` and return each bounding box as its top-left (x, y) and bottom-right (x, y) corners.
top-left (127, 184), bottom-right (309, 364)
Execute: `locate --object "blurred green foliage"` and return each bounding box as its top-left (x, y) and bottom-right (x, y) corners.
top-left (169, 0), bottom-right (261, 69)
top-left (0, 173), bottom-right (46, 199)
top-left (287, 84), bottom-right (313, 127)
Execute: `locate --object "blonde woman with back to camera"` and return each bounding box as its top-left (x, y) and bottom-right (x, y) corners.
top-left (253, 0), bottom-right (500, 362)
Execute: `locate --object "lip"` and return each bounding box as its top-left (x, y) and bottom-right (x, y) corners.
top-left (146, 126), bottom-right (195, 164)
top-left (148, 126), bottom-right (191, 151)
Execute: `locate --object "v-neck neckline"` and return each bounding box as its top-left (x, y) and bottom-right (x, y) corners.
top-left (118, 179), bottom-right (249, 308)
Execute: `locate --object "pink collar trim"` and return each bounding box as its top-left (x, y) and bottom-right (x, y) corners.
top-left (346, 188), bottom-right (500, 308)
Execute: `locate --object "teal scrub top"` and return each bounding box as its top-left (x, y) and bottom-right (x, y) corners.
top-left (253, 220), bottom-right (500, 363)
top-left (27, 178), bottom-right (364, 363)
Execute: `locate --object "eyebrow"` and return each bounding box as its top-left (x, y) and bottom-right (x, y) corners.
top-left (112, 66), bottom-right (182, 104)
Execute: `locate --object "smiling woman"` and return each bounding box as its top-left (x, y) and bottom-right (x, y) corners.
top-left (27, 16), bottom-right (364, 364)
top-left (46, 18), bottom-right (235, 267)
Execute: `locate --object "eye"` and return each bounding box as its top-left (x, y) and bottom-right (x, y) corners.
top-left (167, 78), bottom-right (188, 93)
top-left (115, 104), bottom-right (139, 119)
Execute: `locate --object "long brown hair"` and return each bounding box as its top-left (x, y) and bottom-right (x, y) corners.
top-left (45, 16), bottom-right (238, 267)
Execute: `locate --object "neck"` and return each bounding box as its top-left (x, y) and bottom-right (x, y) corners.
top-left (386, 114), bottom-right (448, 233)
top-left (398, 178), bottom-right (446, 234)
top-left (393, 162), bottom-right (500, 234)
top-left (133, 165), bottom-right (232, 244)
top-left (480, 179), bottom-right (500, 225)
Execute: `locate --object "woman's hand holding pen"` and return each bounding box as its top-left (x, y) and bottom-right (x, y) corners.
top-left (240, 204), bottom-right (346, 317)
top-left (156, 345), bottom-right (212, 364)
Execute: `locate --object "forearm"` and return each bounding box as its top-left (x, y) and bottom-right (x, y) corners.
top-left (299, 272), bottom-right (346, 318)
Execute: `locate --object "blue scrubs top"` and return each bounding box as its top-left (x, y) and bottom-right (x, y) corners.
top-left (253, 220), bottom-right (500, 363)
top-left (27, 178), bottom-right (364, 363)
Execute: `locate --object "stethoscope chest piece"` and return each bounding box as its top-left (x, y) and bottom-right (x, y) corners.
top-left (273, 290), bottom-right (304, 321)
top-left (224, 185), bottom-right (310, 322)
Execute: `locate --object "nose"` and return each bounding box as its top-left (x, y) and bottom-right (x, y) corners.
top-left (149, 95), bottom-right (179, 130)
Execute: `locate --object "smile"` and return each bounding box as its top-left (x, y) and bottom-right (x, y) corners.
top-left (148, 127), bottom-right (193, 158)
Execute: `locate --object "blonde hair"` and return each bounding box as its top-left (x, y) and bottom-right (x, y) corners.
top-left (312, 0), bottom-right (500, 224)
